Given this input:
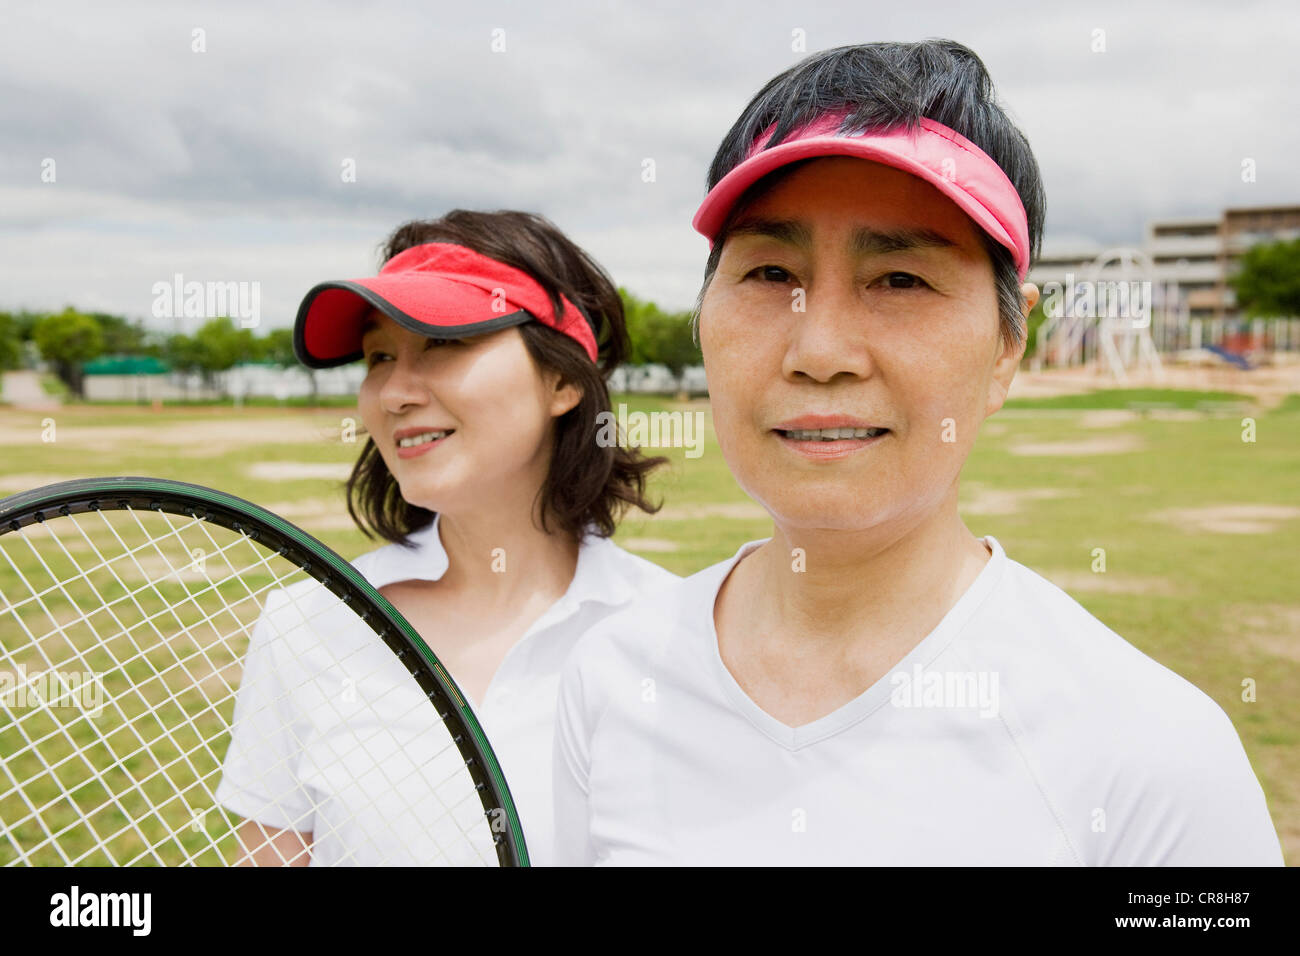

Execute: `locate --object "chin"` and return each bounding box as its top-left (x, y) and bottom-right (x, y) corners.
top-left (770, 509), bottom-right (888, 534)
top-left (390, 477), bottom-right (452, 514)
top-left (748, 486), bottom-right (886, 532)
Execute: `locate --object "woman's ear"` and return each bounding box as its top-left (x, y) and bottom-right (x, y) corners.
top-left (546, 370), bottom-right (583, 418)
top-left (986, 282), bottom-right (1038, 418)
top-left (1021, 282), bottom-right (1040, 315)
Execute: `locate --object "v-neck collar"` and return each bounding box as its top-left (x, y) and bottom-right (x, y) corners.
top-left (706, 535), bottom-right (1008, 751)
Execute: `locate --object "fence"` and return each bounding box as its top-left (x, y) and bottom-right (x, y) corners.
top-left (1034, 314), bottom-right (1300, 371)
top-left (78, 362), bottom-right (710, 402)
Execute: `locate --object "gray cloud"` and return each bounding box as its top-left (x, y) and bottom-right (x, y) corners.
top-left (1, 0), bottom-right (1295, 324)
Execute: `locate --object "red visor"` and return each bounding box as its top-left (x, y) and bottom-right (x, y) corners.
top-left (294, 242), bottom-right (600, 368)
top-left (693, 110), bottom-right (1031, 281)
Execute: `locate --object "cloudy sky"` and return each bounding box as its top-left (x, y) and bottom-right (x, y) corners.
top-left (1, 0), bottom-right (1296, 330)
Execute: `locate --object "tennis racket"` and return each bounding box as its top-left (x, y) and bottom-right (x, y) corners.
top-left (0, 476), bottom-right (528, 866)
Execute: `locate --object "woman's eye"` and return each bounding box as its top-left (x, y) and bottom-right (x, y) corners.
top-left (879, 272), bottom-right (927, 290)
top-left (747, 265), bottom-right (794, 283)
top-left (364, 351), bottom-right (390, 367)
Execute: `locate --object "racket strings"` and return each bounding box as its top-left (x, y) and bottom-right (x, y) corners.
top-left (1, 525), bottom-right (173, 864)
top-left (7, 512), bottom-right (491, 868)
top-left (163, 510), bottom-right (496, 867)
top-left (0, 504), bottom-right (503, 866)
top-left (3, 509), bottom-right (311, 864)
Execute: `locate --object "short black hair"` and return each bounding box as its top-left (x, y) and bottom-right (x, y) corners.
top-left (694, 39), bottom-right (1045, 352)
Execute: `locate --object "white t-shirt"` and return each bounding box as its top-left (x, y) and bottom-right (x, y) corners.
top-left (553, 535), bottom-right (1285, 866)
top-left (216, 513), bottom-right (678, 866)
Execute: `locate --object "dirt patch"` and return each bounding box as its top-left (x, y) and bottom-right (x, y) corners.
top-left (644, 501), bottom-right (771, 522)
top-left (960, 485), bottom-right (1078, 516)
top-left (1009, 357), bottom-right (1300, 410)
top-left (618, 537), bottom-right (680, 553)
top-left (1150, 505), bottom-right (1300, 535)
top-left (264, 499), bottom-right (342, 518)
top-left (1225, 604), bottom-right (1300, 663)
top-left (1009, 435), bottom-right (1146, 456)
top-left (1146, 409), bottom-right (1207, 422)
top-left (1079, 410), bottom-right (1140, 428)
top-left (0, 414), bottom-right (346, 454)
top-left (1, 371), bottom-right (61, 410)
top-left (297, 513), bottom-right (363, 532)
top-left (246, 463), bottom-right (352, 482)
top-left (259, 498), bottom-right (355, 532)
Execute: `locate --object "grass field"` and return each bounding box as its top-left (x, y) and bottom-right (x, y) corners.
top-left (1, 388), bottom-right (1297, 864)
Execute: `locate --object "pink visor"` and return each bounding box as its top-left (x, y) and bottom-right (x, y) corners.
top-left (692, 110), bottom-right (1031, 281)
top-left (294, 242), bottom-right (600, 368)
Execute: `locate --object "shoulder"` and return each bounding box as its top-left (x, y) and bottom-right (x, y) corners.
top-left (586, 534), bottom-right (681, 594)
top-left (969, 553), bottom-right (1224, 730)
top-left (348, 531), bottom-right (427, 587)
top-left (559, 550), bottom-right (733, 705)
top-left (961, 550), bottom-right (1280, 862)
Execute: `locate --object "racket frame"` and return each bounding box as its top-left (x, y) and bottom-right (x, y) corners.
top-left (0, 475), bottom-right (529, 867)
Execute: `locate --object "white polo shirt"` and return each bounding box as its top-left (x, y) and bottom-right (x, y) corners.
top-left (216, 513), bottom-right (678, 866)
top-left (553, 535), bottom-right (1285, 866)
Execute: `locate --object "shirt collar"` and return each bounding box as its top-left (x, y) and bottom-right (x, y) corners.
top-left (354, 513), bottom-right (450, 589)
top-left (354, 512), bottom-right (636, 610)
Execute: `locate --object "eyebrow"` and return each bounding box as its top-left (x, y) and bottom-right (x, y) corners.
top-left (726, 217), bottom-right (958, 257)
top-left (358, 312), bottom-right (383, 339)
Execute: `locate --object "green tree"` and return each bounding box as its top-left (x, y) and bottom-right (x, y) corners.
top-left (643, 310), bottom-right (699, 393)
top-left (619, 287), bottom-right (657, 366)
top-left (32, 308), bottom-right (105, 398)
top-left (163, 333), bottom-right (204, 399)
top-left (89, 313), bottom-right (149, 355)
top-left (259, 326), bottom-right (317, 403)
top-left (191, 317), bottom-right (257, 395)
top-left (0, 312), bottom-right (23, 370)
top-left (1231, 237), bottom-right (1300, 318)
top-left (618, 288), bottom-right (701, 393)
top-left (13, 310), bottom-right (45, 342)
top-left (260, 327), bottom-right (297, 367)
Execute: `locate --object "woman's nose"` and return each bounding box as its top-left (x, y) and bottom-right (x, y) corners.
top-left (783, 286), bottom-right (877, 384)
top-left (379, 353), bottom-right (430, 413)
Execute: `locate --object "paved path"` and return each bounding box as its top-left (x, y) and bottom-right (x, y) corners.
top-left (1, 370), bottom-right (62, 410)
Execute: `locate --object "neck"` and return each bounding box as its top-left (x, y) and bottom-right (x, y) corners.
top-left (740, 480), bottom-right (991, 656)
top-left (434, 495), bottom-right (580, 605)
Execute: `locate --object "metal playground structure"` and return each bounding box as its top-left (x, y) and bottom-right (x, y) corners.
top-left (1031, 248), bottom-right (1300, 382)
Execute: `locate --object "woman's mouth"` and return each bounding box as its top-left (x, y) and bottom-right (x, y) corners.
top-left (773, 426), bottom-right (889, 459)
top-left (395, 429), bottom-right (455, 459)
top-left (777, 426), bottom-right (888, 441)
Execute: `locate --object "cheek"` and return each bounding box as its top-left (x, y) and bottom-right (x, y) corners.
top-left (700, 309), bottom-right (749, 423)
top-left (888, 341), bottom-right (988, 462)
top-left (702, 321), bottom-right (775, 473)
top-left (356, 376), bottom-right (386, 437)
top-left (459, 347), bottom-right (551, 447)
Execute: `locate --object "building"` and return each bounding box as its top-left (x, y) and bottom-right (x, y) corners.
top-left (1026, 242), bottom-right (1102, 291)
top-left (1148, 205), bottom-right (1300, 322)
top-left (1030, 204), bottom-right (1300, 324)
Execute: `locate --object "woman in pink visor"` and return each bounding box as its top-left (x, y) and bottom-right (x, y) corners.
top-left (553, 40), bottom-right (1284, 865)
top-left (216, 209), bottom-right (678, 866)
